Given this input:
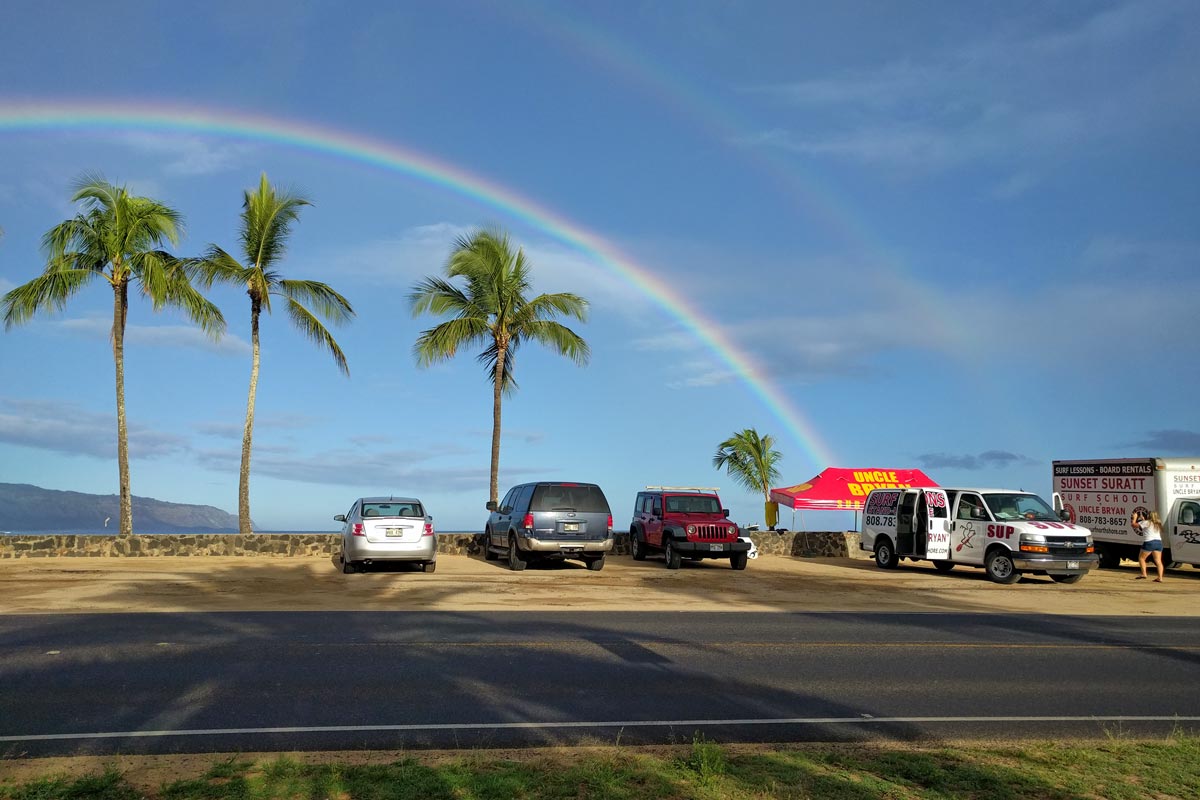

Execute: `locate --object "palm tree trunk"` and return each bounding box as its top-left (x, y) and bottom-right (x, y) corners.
top-left (113, 279), bottom-right (132, 537)
top-left (489, 344), bottom-right (506, 506)
top-left (239, 299), bottom-right (261, 534)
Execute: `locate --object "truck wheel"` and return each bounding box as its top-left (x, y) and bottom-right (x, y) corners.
top-left (874, 539), bottom-right (899, 570)
top-left (933, 560), bottom-right (955, 573)
top-left (1050, 573), bottom-right (1082, 584)
top-left (508, 535), bottom-right (527, 571)
top-left (483, 529), bottom-right (498, 561)
top-left (664, 539), bottom-right (682, 570)
top-left (1097, 544), bottom-right (1122, 569)
top-left (629, 530), bottom-right (647, 561)
top-left (730, 552), bottom-right (748, 570)
top-left (585, 555), bottom-right (605, 571)
top-left (985, 549), bottom-right (1021, 584)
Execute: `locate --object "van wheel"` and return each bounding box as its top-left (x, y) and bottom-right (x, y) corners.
top-left (629, 530), bottom-right (647, 561)
top-left (985, 549), bottom-right (1021, 584)
top-left (1097, 544), bottom-right (1122, 569)
top-left (508, 535), bottom-right (527, 571)
top-left (933, 560), bottom-right (955, 573)
top-left (483, 529), bottom-right (499, 561)
top-left (874, 539), bottom-right (899, 570)
top-left (422, 561), bottom-right (437, 574)
top-left (664, 539), bottom-right (682, 570)
top-left (1050, 573), bottom-right (1082, 584)
top-left (731, 552), bottom-right (748, 570)
top-left (585, 555), bottom-right (605, 571)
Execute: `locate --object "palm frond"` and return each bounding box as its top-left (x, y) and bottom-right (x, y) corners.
top-left (409, 276), bottom-right (478, 318)
top-left (163, 264), bottom-right (227, 338)
top-left (522, 291), bottom-right (589, 323)
top-left (278, 279), bottom-right (353, 325)
top-left (194, 246), bottom-right (249, 289)
top-left (413, 318), bottom-right (490, 367)
top-left (2, 267), bottom-right (97, 328)
top-left (243, 173), bottom-right (310, 270)
top-left (476, 337), bottom-right (519, 394)
top-left (713, 428), bottom-right (783, 497)
top-left (515, 320), bottom-right (590, 366)
top-left (284, 298), bottom-right (349, 376)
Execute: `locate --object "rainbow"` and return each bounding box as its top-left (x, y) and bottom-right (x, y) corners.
top-left (0, 99), bottom-right (837, 468)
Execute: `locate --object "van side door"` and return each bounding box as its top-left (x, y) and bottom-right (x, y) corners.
top-left (1169, 498), bottom-right (1200, 566)
top-left (924, 489), bottom-right (952, 560)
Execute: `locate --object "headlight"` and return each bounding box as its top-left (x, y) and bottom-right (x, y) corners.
top-left (1020, 533), bottom-right (1046, 543)
top-left (728, 526), bottom-right (738, 537)
top-left (686, 525), bottom-right (696, 535)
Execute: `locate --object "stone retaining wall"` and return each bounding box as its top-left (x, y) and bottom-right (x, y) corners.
top-left (0, 531), bottom-right (864, 559)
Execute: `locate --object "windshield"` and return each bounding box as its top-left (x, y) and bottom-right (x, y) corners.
top-left (665, 495), bottom-right (721, 514)
top-left (530, 484), bottom-right (610, 513)
top-left (983, 493), bottom-right (1057, 522)
top-left (361, 502), bottom-right (424, 518)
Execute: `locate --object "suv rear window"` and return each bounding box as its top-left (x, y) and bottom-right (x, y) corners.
top-left (361, 502), bottom-right (424, 518)
top-left (665, 495), bottom-right (721, 514)
top-left (530, 484), bottom-right (610, 513)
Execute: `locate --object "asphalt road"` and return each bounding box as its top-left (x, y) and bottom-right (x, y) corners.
top-left (2, 611), bottom-right (1199, 756)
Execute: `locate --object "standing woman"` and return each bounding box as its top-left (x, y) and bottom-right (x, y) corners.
top-left (1131, 510), bottom-right (1165, 582)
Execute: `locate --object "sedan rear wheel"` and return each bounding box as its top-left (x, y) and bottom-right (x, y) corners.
top-left (423, 561), bottom-right (437, 574)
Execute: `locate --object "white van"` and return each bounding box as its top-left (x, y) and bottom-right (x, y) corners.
top-left (860, 487), bottom-right (1097, 584)
top-left (1052, 458), bottom-right (1200, 569)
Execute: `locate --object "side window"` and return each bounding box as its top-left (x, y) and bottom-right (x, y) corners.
top-left (957, 494), bottom-right (986, 521)
top-left (347, 501), bottom-right (358, 519)
top-left (1179, 501), bottom-right (1199, 526)
top-left (499, 488), bottom-right (515, 512)
top-left (637, 495), bottom-right (648, 514)
top-left (515, 485), bottom-right (534, 512)
top-left (652, 495), bottom-right (663, 516)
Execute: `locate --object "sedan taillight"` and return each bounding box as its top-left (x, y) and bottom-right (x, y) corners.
top-left (422, 522), bottom-right (434, 536)
top-left (352, 523), bottom-right (365, 537)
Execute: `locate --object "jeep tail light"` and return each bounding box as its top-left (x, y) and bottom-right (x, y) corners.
top-left (522, 513), bottom-right (534, 530)
top-left (352, 523), bottom-right (365, 537)
top-left (422, 522), bottom-right (434, 536)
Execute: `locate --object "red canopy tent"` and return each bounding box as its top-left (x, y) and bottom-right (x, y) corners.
top-left (770, 468), bottom-right (938, 529)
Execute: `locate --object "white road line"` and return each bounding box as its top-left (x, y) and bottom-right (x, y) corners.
top-left (3, 715), bottom-right (1198, 742)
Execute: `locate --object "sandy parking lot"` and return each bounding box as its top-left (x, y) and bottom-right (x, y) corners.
top-left (1, 553), bottom-right (1195, 616)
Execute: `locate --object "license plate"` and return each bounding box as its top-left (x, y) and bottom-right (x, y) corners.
top-left (709, 543), bottom-right (725, 551)
top-left (561, 547), bottom-right (582, 554)
top-left (385, 528), bottom-right (405, 537)
top-left (1067, 560), bottom-right (1079, 569)
top-left (563, 523), bottom-right (580, 532)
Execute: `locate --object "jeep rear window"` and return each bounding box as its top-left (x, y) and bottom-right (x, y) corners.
top-left (665, 495), bottom-right (721, 514)
top-left (530, 484), bottom-right (610, 513)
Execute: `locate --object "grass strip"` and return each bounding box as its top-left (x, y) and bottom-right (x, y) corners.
top-left (3, 734), bottom-right (1198, 799)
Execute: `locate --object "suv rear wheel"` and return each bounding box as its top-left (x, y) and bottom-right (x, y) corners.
top-left (508, 535), bottom-right (527, 571)
top-left (664, 539), bottom-right (682, 570)
top-left (585, 555), bottom-right (605, 571)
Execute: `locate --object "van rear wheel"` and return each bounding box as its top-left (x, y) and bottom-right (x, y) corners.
top-left (985, 549), bottom-right (1021, 584)
top-left (932, 560), bottom-right (955, 573)
top-left (874, 539), bottom-right (899, 570)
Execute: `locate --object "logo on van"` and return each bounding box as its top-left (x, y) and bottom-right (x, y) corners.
top-left (957, 523), bottom-right (977, 551)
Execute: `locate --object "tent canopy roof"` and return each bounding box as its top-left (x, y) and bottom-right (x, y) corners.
top-left (770, 467), bottom-right (938, 511)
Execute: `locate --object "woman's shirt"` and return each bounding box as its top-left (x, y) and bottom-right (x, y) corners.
top-left (1137, 519), bottom-right (1163, 542)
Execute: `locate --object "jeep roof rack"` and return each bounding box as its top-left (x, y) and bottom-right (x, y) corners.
top-left (644, 486), bottom-right (720, 493)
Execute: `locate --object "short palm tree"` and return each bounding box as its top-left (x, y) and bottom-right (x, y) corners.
top-left (410, 228), bottom-right (590, 505)
top-left (2, 175), bottom-right (224, 536)
top-left (199, 174), bottom-right (354, 534)
top-left (713, 428), bottom-right (784, 528)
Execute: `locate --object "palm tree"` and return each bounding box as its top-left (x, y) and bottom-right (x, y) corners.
top-left (199, 174), bottom-right (354, 534)
top-left (410, 227), bottom-right (590, 505)
top-left (713, 428), bottom-right (784, 529)
top-left (2, 175), bottom-right (224, 536)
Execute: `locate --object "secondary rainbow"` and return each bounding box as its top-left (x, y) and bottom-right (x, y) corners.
top-left (0, 99), bottom-right (837, 468)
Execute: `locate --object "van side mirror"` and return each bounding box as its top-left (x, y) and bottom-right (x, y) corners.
top-left (486, 501), bottom-right (497, 511)
top-left (334, 514), bottom-right (346, 523)
top-left (1058, 509), bottom-right (1070, 521)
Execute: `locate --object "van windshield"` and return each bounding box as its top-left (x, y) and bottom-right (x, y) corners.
top-left (983, 493), bottom-right (1057, 522)
top-left (530, 484), bottom-right (610, 513)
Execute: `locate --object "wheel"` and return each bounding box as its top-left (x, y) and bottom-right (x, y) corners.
top-left (985, 549), bottom-right (1021, 584)
top-left (664, 539), bottom-right (682, 570)
top-left (341, 555), bottom-right (357, 574)
top-left (422, 561), bottom-right (437, 574)
top-left (629, 530), bottom-right (647, 561)
top-left (508, 534), bottom-right (527, 571)
top-left (933, 560), bottom-right (955, 573)
top-left (874, 538), bottom-right (899, 570)
top-left (730, 551), bottom-right (748, 570)
top-left (1050, 573), bottom-right (1082, 584)
top-left (1097, 544), bottom-right (1122, 569)
top-left (585, 555), bottom-right (605, 571)
top-left (483, 529), bottom-right (499, 561)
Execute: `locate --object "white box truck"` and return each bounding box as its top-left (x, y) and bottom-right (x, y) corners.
top-left (1052, 458), bottom-right (1200, 569)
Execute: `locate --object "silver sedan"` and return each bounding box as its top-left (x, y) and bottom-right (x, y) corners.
top-left (335, 496), bottom-right (436, 573)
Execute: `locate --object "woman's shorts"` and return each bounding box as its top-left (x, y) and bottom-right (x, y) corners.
top-left (1141, 539), bottom-right (1163, 552)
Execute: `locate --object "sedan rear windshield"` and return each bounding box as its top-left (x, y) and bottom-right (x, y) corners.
top-left (361, 502), bottom-right (424, 518)
top-left (530, 484), bottom-right (610, 513)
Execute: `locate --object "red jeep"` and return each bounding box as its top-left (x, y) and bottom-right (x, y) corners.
top-left (629, 486), bottom-right (750, 570)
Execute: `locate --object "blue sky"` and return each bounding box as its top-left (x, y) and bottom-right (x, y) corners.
top-left (1, 1), bottom-right (1197, 532)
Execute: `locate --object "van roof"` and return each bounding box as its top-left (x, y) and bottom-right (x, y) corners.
top-left (866, 486), bottom-right (1037, 495)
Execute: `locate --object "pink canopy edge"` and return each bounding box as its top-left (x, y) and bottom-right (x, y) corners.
top-left (770, 467), bottom-right (938, 511)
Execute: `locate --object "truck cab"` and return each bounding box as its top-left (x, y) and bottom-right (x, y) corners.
top-left (861, 487), bottom-right (1098, 584)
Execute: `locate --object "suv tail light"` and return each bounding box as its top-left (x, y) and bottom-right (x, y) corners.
top-left (352, 523), bottom-right (365, 537)
top-left (522, 513), bottom-right (534, 530)
top-left (607, 514), bottom-right (613, 531)
top-left (422, 522), bottom-right (434, 537)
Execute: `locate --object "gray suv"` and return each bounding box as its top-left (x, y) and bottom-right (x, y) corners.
top-left (483, 482), bottom-right (614, 571)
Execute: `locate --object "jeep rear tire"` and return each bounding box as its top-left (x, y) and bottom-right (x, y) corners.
top-left (508, 535), bottom-right (527, 572)
top-left (874, 538), bottom-right (899, 570)
top-left (629, 530), bottom-right (646, 561)
top-left (730, 551), bottom-right (748, 570)
top-left (664, 539), bottom-right (682, 570)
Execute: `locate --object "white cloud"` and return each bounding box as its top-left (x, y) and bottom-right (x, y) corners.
top-left (53, 317), bottom-right (251, 355)
top-left (116, 132), bottom-right (256, 176)
top-left (0, 397), bottom-right (189, 460)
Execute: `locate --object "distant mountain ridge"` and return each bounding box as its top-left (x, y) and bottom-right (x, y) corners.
top-left (0, 483), bottom-right (245, 533)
